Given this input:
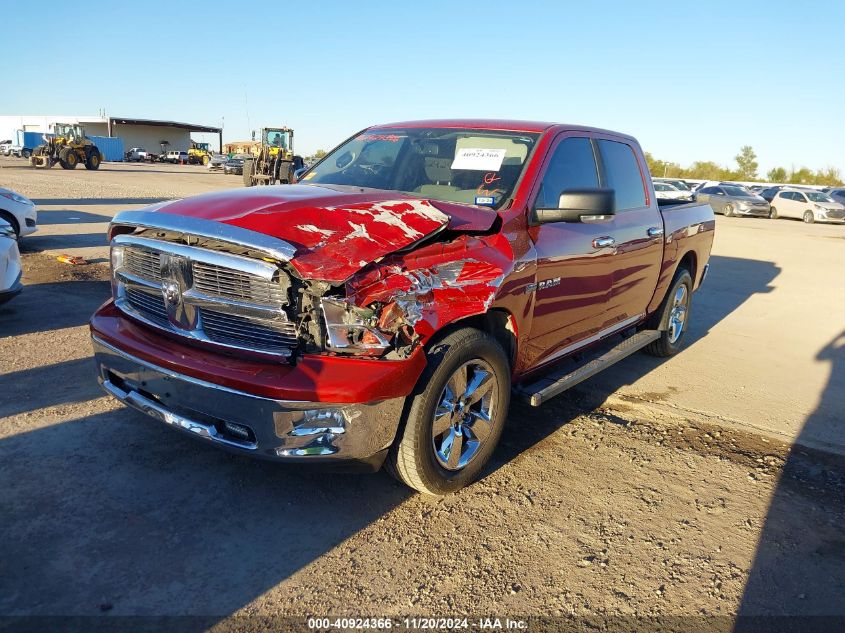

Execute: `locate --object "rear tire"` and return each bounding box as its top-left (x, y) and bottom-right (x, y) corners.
top-left (769, 206), bottom-right (778, 219)
top-left (803, 210), bottom-right (815, 224)
top-left (645, 268), bottom-right (693, 358)
top-left (386, 328), bottom-right (511, 495)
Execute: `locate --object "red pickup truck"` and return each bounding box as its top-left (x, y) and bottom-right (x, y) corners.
top-left (91, 119), bottom-right (714, 494)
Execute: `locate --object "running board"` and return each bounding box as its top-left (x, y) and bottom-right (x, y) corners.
top-left (515, 329), bottom-right (661, 407)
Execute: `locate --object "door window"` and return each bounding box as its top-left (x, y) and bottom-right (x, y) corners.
top-left (534, 137), bottom-right (599, 209)
top-left (597, 140), bottom-right (647, 210)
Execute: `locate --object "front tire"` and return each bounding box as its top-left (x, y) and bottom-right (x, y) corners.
top-left (645, 268), bottom-right (693, 358)
top-left (387, 328), bottom-right (511, 495)
top-left (724, 204), bottom-right (734, 217)
top-left (85, 151), bottom-right (100, 170)
top-left (803, 210), bottom-right (815, 224)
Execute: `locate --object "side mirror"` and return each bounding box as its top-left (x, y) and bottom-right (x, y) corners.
top-left (533, 188), bottom-right (615, 224)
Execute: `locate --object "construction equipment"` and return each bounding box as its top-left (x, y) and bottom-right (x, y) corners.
top-left (29, 124), bottom-right (102, 170)
top-left (188, 141), bottom-right (212, 166)
top-left (242, 127), bottom-right (304, 187)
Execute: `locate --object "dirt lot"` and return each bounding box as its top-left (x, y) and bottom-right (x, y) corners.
top-left (1, 158), bottom-right (844, 628)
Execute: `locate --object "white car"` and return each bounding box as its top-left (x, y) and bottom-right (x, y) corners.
top-left (0, 186), bottom-right (38, 238)
top-left (126, 147), bottom-right (151, 162)
top-left (0, 219), bottom-right (22, 304)
top-left (769, 188), bottom-right (845, 224)
top-left (165, 150), bottom-right (189, 164)
top-left (653, 181), bottom-right (693, 201)
top-left (0, 140), bottom-right (13, 156)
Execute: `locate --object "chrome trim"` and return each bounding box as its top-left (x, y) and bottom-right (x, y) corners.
top-left (92, 335), bottom-right (405, 462)
top-left (111, 234), bottom-right (296, 358)
top-left (540, 313), bottom-right (645, 367)
top-left (114, 234), bottom-right (279, 280)
top-left (110, 210), bottom-right (297, 262)
top-left (592, 236), bottom-right (616, 249)
top-left (647, 226), bottom-right (664, 237)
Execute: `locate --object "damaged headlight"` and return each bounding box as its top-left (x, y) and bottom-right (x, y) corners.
top-left (321, 297), bottom-right (392, 355)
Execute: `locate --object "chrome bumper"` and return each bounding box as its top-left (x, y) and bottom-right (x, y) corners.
top-left (92, 336), bottom-right (404, 467)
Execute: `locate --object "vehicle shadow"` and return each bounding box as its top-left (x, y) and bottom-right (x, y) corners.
top-left (18, 232), bottom-right (109, 253)
top-left (0, 357), bottom-right (103, 418)
top-left (0, 277), bottom-right (110, 337)
top-left (33, 210), bottom-right (114, 224)
top-left (734, 331), bottom-right (845, 629)
top-left (492, 254), bottom-right (780, 469)
top-left (0, 406), bottom-right (411, 617)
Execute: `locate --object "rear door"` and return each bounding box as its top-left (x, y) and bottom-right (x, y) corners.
top-left (594, 137), bottom-right (663, 326)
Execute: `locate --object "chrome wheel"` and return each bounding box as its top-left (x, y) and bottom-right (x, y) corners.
top-left (432, 359), bottom-right (498, 471)
top-left (667, 284), bottom-right (689, 344)
top-left (724, 204), bottom-right (734, 217)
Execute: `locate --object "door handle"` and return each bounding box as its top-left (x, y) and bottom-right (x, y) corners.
top-left (647, 226), bottom-right (664, 237)
top-left (592, 236), bottom-right (616, 248)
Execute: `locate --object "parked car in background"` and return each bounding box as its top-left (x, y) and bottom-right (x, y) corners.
top-left (91, 118), bottom-right (715, 494)
top-left (224, 156), bottom-right (245, 175)
top-left (654, 178), bottom-right (692, 192)
top-left (769, 188), bottom-right (845, 224)
top-left (654, 182), bottom-right (694, 201)
top-left (696, 184), bottom-right (771, 217)
top-left (165, 150), bottom-right (189, 164)
top-left (758, 186), bottom-right (786, 202)
top-left (0, 219), bottom-right (22, 304)
top-left (208, 154), bottom-right (228, 171)
top-left (0, 140), bottom-right (13, 156)
top-left (126, 147), bottom-right (152, 162)
top-left (0, 186), bottom-right (38, 238)
top-left (821, 187), bottom-right (845, 206)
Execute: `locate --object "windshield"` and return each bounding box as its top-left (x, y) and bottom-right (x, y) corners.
top-left (807, 192), bottom-right (833, 203)
top-left (301, 127), bottom-right (540, 209)
top-left (723, 186), bottom-right (752, 197)
top-left (266, 130), bottom-right (290, 149)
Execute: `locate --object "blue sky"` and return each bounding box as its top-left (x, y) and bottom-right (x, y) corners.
top-left (3, 0), bottom-right (843, 175)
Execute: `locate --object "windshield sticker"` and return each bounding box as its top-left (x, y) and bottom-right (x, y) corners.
top-left (359, 134), bottom-right (405, 143)
top-left (302, 172), bottom-right (316, 180)
top-left (475, 196), bottom-right (495, 206)
top-left (451, 148), bottom-right (507, 171)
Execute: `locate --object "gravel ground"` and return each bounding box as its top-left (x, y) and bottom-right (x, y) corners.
top-left (1, 160), bottom-right (844, 630)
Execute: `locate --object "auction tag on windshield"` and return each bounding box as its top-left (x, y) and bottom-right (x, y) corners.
top-left (451, 148), bottom-right (507, 171)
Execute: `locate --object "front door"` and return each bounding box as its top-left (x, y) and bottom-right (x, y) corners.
top-left (525, 134), bottom-right (620, 369)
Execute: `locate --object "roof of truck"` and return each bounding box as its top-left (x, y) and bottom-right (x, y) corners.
top-left (369, 118), bottom-right (632, 137)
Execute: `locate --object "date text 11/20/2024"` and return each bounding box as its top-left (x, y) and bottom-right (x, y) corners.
top-left (306, 617), bottom-right (528, 630)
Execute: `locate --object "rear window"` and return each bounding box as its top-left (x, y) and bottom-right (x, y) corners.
top-left (597, 140), bottom-right (646, 210)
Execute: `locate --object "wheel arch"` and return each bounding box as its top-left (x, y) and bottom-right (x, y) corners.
top-left (422, 308), bottom-right (518, 372)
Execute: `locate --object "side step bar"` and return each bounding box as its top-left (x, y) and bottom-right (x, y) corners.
top-left (515, 329), bottom-right (660, 407)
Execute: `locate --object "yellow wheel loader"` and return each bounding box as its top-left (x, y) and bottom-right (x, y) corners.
top-left (29, 124), bottom-right (102, 170)
top-left (188, 141), bottom-right (212, 166)
top-left (242, 127), bottom-right (304, 186)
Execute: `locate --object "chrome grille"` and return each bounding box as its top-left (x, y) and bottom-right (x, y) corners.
top-left (192, 261), bottom-right (288, 305)
top-left (125, 287), bottom-right (168, 325)
top-left (200, 308), bottom-right (298, 353)
top-left (124, 247), bottom-right (162, 282)
top-left (113, 235), bottom-right (297, 359)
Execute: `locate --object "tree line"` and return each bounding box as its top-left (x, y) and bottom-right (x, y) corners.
top-left (645, 146), bottom-right (843, 186)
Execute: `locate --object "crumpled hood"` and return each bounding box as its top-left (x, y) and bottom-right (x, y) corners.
top-left (155, 184), bottom-right (496, 283)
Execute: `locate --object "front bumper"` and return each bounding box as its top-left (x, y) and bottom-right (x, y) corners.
top-left (92, 335), bottom-right (406, 468)
top-left (735, 206), bottom-right (770, 217)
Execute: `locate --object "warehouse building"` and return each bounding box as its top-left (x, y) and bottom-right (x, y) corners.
top-left (0, 115), bottom-right (222, 159)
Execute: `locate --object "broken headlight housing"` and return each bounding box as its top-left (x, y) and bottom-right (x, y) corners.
top-left (320, 297), bottom-right (392, 355)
